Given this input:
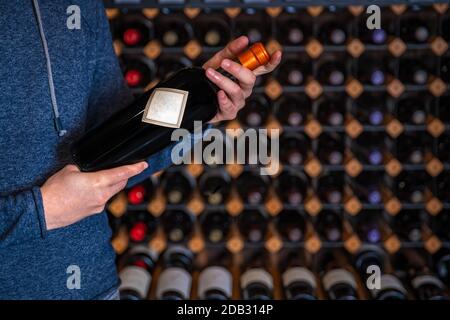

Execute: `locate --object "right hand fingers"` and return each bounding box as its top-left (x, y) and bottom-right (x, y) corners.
top-left (89, 162), bottom-right (148, 186)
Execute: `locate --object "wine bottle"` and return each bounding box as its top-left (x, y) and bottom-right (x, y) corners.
top-left (274, 95), bottom-right (310, 127)
top-left (155, 12), bottom-right (193, 47)
top-left (235, 171), bottom-right (270, 205)
top-left (125, 210), bottom-right (157, 243)
top-left (354, 245), bottom-right (386, 279)
top-left (316, 210), bottom-right (343, 242)
top-left (281, 251), bottom-right (317, 300)
top-left (394, 249), bottom-right (448, 300)
top-left (352, 133), bottom-right (387, 165)
top-left (276, 209), bottom-right (307, 242)
top-left (200, 210), bottom-right (231, 243)
top-left (277, 17), bottom-right (309, 46)
top-left (443, 16), bottom-right (450, 42)
top-left (317, 133), bottom-right (344, 165)
top-left (441, 56), bottom-right (450, 83)
top-left (119, 245), bottom-right (158, 300)
top-left (357, 55), bottom-right (389, 86)
top-left (280, 132), bottom-right (309, 165)
top-left (241, 251), bottom-right (273, 300)
top-left (438, 132), bottom-right (450, 163)
top-left (237, 209), bottom-right (269, 243)
top-left (399, 58), bottom-right (430, 85)
top-left (156, 246), bottom-right (194, 300)
top-left (126, 178), bottom-right (155, 205)
top-left (392, 210), bottom-right (425, 242)
top-left (277, 58), bottom-right (311, 86)
top-left (395, 171), bottom-right (430, 203)
top-left (353, 211), bottom-right (383, 244)
top-left (437, 175), bottom-right (450, 207)
top-left (317, 96), bottom-right (345, 126)
top-left (121, 55), bottom-right (156, 88)
top-left (160, 169), bottom-right (195, 205)
top-left (431, 209), bottom-right (450, 241)
top-left (354, 94), bottom-right (386, 126)
top-left (237, 95), bottom-right (270, 127)
top-left (370, 274), bottom-right (408, 300)
top-left (396, 133), bottom-right (432, 165)
top-left (115, 13), bottom-right (153, 47)
top-left (434, 249), bottom-right (450, 287)
top-left (397, 96), bottom-right (428, 125)
top-left (274, 170), bottom-right (308, 205)
top-left (320, 250), bottom-right (359, 300)
top-left (317, 172), bottom-right (344, 204)
top-left (400, 17), bottom-right (430, 43)
top-left (319, 22), bottom-right (347, 45)
top-left (194, 14), bottom-right (230, 47)
top-left (197, 250), bottom-right (233, 300)
top-left (318, 60), bottom-right (346, 86)
top-left (155, 55), bottom-right (192, 80)
top-left (235, 9), bottom-right (269, 44)
top-left (349, 172), bottom-right (383, 205)
top-left (162, 209), bottom-right (194, 243)
top-left (198, 169), bottom-right (231, 205)
top-left (72, 43), bottom-right (270, 172)
top-left (359, 16), bottom-right (389, 45)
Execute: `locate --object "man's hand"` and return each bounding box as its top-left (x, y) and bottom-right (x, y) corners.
top-left (203, 36), bottom-right (282, 123)
top-left (41, 162), bottom-right (148, 230)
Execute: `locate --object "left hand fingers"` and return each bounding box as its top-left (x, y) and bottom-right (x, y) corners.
top-left (220, 59), bottom-right (256, 98)
top-left (252, 50), bottom-right (282, 76)
top-left (202, 36), bottom-right (249, 70)
top-left (206, 68), bottom-right (245, 110)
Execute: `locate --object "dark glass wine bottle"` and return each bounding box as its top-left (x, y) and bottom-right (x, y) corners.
top-left (394, 249), bottom-right (448, 300)
top-left (237, 95), bottom-right (270, 127)
top-left (392, 210), bottom-right (425, 242)
top-left (397, 96), bottom-right (428, 125)
top-left (370, 274), bottom-right (408, 300)
top-left (274, 95), bottom-right (310, 127)
top-left (395, 171), bottom-right (430, 203)
top-left (352, 132), bottom-right (387, 166)
top-left (126, 177), bottom-right (155, 205)
top-left (441, 56), bottom-right (450, 83)
top-left (400, 17), bottom-right (430, 43)
top-left (318, 172), bottom-right (344, 204)
top-left (353, 211), bottom-right (383, 244)
top-left (317, 96), bottom-right (345, 126)
top-left (319, 21), bottom-right (347, 45)
top-left (235, 171), bottom-right (270, 205)
top-left (280, 132), bottom-right (309, 165)
top-left (194, 13), bottom-right (230, 47)
top-left (156, 246), bottom-right (194, 300)
top-left (276, 209), bottom-right (307, 243)
top-left (115, 13), bottom-right (153, 47)
top-left (354, 94), bottom-right (386, 126)
top-left (281, 251), bottom-right (317, 300)
top-left (241, 250), bottom-right (273, 300)
top-left (317, 133), bottom-right (344, 165)
top-left (349, 172), bottom-right (384, 205)
top-left (354, 245), bottom-right (386, 280)
top-left (274, 170), bottom-right (308, 205)
top-left (198, 169), bottom-right (231, 205)
top-left (121, 55), bottom-right (156, 88)
top-left (160, 168), bottom-right (195, 204)
top-left (316, 210), bottom-right (343, 242)
top-left (396, 133), bottom-right (432, 165)
top-left (237, 209), bottom-right (269, 243)
top-left (277, 16), bottom-right (310, 46)
top-left (119, 245), bottom-right (158, 300)
top-left (161, 209), bottom-right (194, 243)
top-left (72, 43), bottom-right (270, 172)
top-left (399, 58), bottom-right (430, 85)
top-left (434, 249), bottom-right (450, 287)
top-left (431, 209), bottom-right (450, 241)
top-left (277, 58), bottom-right (311, 86)
top-left (155, 55), bottom-right (192, 80)
top-left (155, 12), bottom-right (193, 47)
top-left (320, 250), bottom-right (359, 300)
top-left (318, 60), bottom-right (346, 86)
top-left (357, 55), bottom-right (388, 86)
top-left (200, 210), bottom-right (231, 243)
top-left (125, 210), bottom-right (157, 243)
top-left (197, 250), bottom-right (233, 300)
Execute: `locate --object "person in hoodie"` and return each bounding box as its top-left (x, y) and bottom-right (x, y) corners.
top-left (0, 0), bottom-right (281, 300)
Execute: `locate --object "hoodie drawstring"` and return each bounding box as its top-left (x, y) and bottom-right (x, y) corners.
top-left (31, 0), bottom-right (67, 137)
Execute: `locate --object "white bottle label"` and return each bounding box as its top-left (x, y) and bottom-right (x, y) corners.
top-left (142, 87), bottom-right (189, 128)
top-left (370, 274), bottom-right (406, 298)
top-left (241, 268), bottom-right (273, 291)
top-left (322, 269), bottom-right (357, 291)
top-left (198, 266), bottom-right (232, 299)
top-left (156, 267), bottom-right (192, 299)
top-left (282, 267), bottom-right (317, 290)
top-left (119, 266), bottom-right (151, 299)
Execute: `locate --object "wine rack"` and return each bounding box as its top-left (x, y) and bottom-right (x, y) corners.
top-left (105, 3), bottom-right (450, 299)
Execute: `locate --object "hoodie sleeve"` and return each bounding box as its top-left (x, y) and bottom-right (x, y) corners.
top-left (0, 187), bottom-right (47, 247)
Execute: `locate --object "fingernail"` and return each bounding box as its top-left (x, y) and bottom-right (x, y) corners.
top-left (142, 162), bottom-right (148, 170)
top-left (222, 59), bottom-right (231, 68)
top-left (207, 68), bottom-right (220, 80)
